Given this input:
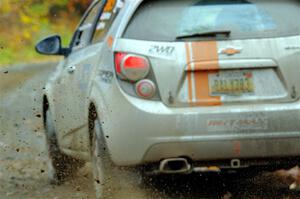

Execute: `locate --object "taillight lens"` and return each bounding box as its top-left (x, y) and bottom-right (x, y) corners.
top-left (135, 79), bottom-right (156, 99)
top-left (114, 52), bottom-right (126, 75)
top-left (115, 53), bottom-right (150, 81)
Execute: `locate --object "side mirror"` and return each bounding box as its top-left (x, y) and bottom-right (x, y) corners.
top-left (35, 35), bottom-right (69, 56)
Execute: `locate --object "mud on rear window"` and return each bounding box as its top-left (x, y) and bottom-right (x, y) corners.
top-left (123, 0), bottom-right (300, 41)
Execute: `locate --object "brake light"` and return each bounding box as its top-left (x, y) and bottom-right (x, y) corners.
top-left (114, 53), bottom-right (150, 81)
top-left (114, 52), bottom-right (126, 75)
top-left (123, 56), bottom-right (148, 69)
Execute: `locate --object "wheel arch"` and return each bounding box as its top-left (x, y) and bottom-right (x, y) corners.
top-left (43, 95), bottom-right (49, 126)
top-left (87, 88), bottom-right (110, 151)
top-left (87, 84), bottom-right (109, 142)
top-left (88, 101), bottom-right (98, 148)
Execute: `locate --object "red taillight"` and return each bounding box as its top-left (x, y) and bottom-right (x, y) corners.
top-left (123, 56), bottom-right (148, 69)
top-left (114, 52), bottom-right (150, 81)
top-left (114, 52), bottom-right (127, 75)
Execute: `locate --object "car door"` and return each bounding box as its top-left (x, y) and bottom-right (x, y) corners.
top-left (56, 0), bottom-right (123, 154)
top-left (53, 0), bottom-right (105, 152)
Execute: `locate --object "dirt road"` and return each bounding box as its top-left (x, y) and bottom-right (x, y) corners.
top-left (1, 63), bottom-right (300, 199)
top-left (0, 62), bottom-right (95, 199)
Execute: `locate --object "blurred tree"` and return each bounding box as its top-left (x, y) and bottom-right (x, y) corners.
top-left (0, 0), bottom-right (92, 65)
top-left (0, 0), bottom-right (92, 41)
top-left (67, 0), bottom-right (93, 14)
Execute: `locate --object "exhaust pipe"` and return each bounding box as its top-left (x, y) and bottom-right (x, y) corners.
top-left (159, 158), bottom-right (191, 174)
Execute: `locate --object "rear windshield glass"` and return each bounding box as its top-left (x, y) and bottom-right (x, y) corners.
top-left (123, 0), bottom-right (300, 41)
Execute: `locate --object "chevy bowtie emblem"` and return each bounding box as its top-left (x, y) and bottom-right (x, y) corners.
top-left (219, 47), bottom-right (242, 56)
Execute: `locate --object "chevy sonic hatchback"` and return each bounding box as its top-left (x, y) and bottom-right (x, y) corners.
top-left (35, 0), bottom-right (300, 198)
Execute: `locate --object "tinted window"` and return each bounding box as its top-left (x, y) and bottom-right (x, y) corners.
top-left (92, 0), bottom-right (124, 43)
top-left (124, 0), bottom-right (300, 41)
top-left (72, 1), bottom-right (102, 49)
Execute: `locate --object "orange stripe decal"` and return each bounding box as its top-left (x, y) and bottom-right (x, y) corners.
top-left (107, 35), bottom-right (114, 48)
top-left (191, 41), bottom-right (222, 106)
top-left (193, 61), bottom-right (219, 71)
top-left (185, 43), bottom-right (193, 104)
top-left (191, 41), bottom-right (219, 68)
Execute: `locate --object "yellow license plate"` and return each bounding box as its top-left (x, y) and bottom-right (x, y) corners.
top-left (209, 71), bottom-right (254, 95)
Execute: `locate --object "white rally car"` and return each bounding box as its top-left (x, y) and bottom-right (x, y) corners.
top-left (35, 0), bottom-right (300, 198)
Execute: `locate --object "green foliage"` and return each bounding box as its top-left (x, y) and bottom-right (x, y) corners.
top-left (0, 0), bottom-right (91, 66)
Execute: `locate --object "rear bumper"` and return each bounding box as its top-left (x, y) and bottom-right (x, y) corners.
top-left (99, 83), bottom-right (300, 166)
top-left (143, 134), bottom-right (300, 163)
top-left (144, 157), bottom-right (300, 175)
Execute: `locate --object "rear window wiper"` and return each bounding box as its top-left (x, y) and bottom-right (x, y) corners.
top-left (176, 30), bottom-right (231, 40)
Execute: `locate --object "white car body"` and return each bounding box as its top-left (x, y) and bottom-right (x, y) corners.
top-left (43, 0), bottom-right (300, 170)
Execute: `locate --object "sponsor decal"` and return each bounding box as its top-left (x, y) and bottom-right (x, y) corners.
top-left (104, 0), bottom-right (117, 12)
top-left (149, 45), bottom-right (175, 57)
top-left (99, 70), bottom-right (113, 83)
top-left (207, 115), bottom-right (268, 132)
top-left (107, 35), bottom-right (114, 48)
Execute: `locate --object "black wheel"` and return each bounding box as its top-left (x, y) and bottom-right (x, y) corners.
top-left (89, 107), bottom-right (146, 199)
top-left (44, 109), bottom-right (83, 184)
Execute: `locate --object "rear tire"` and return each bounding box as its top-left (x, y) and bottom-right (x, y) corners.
top-left (44, 109), bottom-right (83, 184)
top-left (89, 107), bottom-right (146, 199)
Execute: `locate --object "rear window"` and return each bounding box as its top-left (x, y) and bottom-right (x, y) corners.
top-left (124, 0), bottom-right (300, 41)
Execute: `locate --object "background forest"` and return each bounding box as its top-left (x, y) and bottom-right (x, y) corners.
top-left (0, 0), bottom-right (92, 66)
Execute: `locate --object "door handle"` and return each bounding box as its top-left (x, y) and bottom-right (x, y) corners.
top-left (67, 65), bottom-right (76, 74)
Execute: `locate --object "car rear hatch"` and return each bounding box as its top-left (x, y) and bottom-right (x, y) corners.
top-left (116, 37), bottom-right (300, 107)
top-left (117, 0), bottom-right (300, 107)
